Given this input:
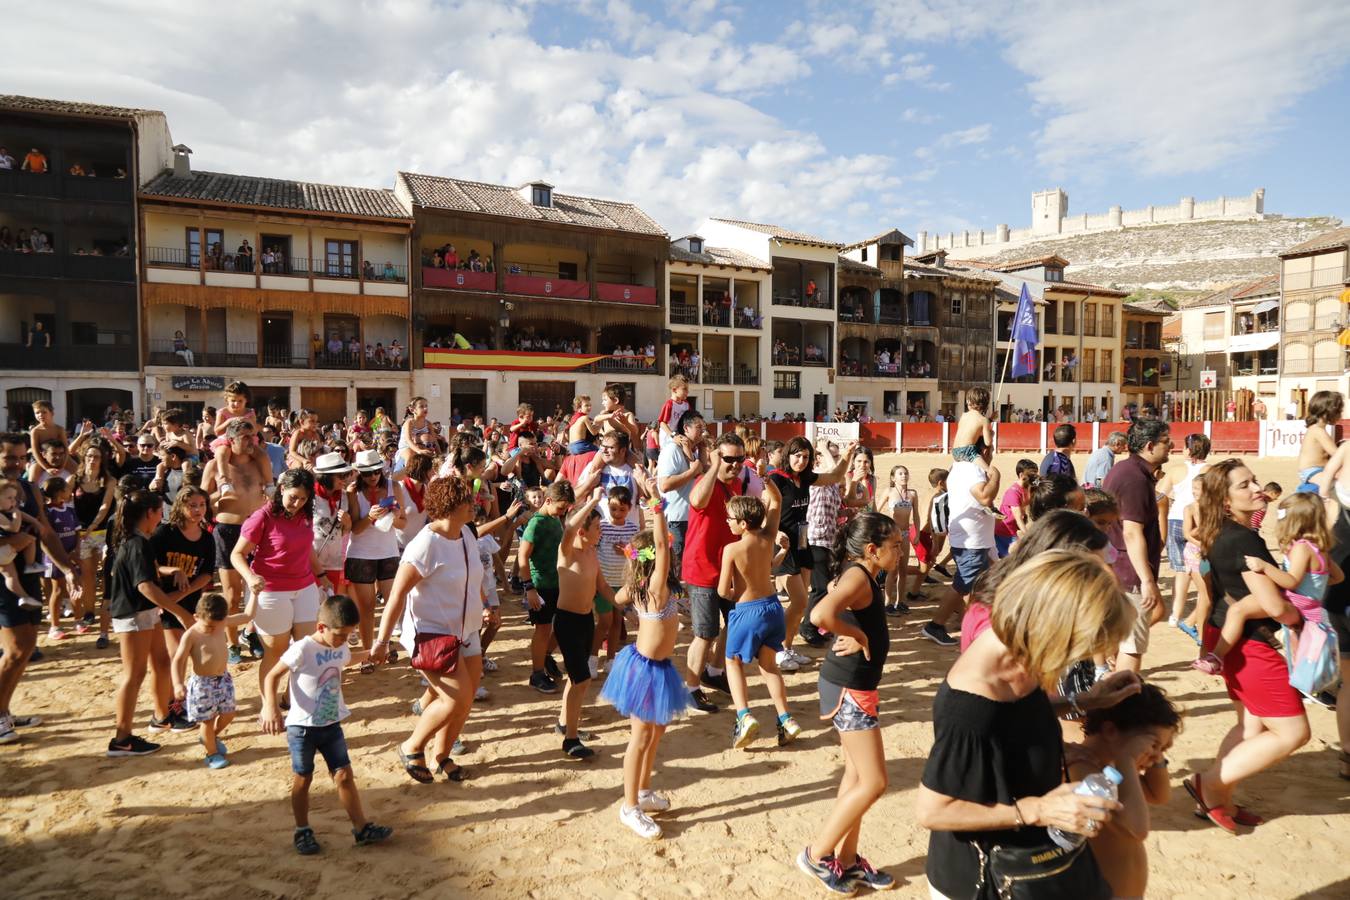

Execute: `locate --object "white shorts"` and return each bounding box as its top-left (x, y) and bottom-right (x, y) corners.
top-left (0, 544), bottom-right (14, 566)
top-left (79, 529), bottom-right (107, 561)
top-left (112, 609), bottom-right (162, 633)
top-left (253, 583), bottom-right (324, 636)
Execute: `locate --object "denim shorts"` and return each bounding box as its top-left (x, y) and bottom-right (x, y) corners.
top-left (1166, 519), bottom-right (1186, 570)
top-left (951, 546), bottom-right (993, 594)
top-left (688, 584), bottom-right (733, 640)
top-left (286, 722), bottom-right (351, 776)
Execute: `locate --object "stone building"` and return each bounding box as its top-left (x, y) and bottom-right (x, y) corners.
top-left (1277, 227), bottom-right (1350, 416)
top-left (1172, 275), bottom-right (1280, 403)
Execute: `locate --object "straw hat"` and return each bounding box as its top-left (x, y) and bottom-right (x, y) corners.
top-left (313, 452), bottom-right (352, 475)
top-left (353, 449), bottom-right (385, 472)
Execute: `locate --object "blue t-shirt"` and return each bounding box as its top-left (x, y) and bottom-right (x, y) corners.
top-left (656, 442), bottom-right (693, 523)
top-left (263, 442), bottom-right (286, 478)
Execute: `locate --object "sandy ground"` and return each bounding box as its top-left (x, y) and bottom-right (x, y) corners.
top-left (3, 451), bottom-right (1348, 899)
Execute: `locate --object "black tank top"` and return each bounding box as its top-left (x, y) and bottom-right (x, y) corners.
top-left (820, 562), bottom-right (889, 690)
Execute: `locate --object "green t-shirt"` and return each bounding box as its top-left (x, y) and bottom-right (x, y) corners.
top-left (522, 512), bottom-right (563, 589)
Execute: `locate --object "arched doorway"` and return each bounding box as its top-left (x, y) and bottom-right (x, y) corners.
top-left (6, 387), bottom-right (51, 431)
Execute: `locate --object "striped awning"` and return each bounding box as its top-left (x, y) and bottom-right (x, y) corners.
top-left (423, 348), bottom-right (605, 371)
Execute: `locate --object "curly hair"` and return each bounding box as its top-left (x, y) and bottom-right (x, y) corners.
top-left (424, 475), bottom-right (474, 521)
top-left (168, 485), bottom-right (210, 528)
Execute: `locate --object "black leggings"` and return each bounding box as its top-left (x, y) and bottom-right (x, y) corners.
top-left (553, 608), bottom-right (595, 684)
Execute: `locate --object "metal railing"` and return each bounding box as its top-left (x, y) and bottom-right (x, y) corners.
top-left (0, 342), bottom-right (136, 370)
top-left (733, 310), bottom-right (762, 329)
top-left (595, 357), bottom-right (656, 374)
top-left (772, 292), bottom-right (833, 310)
top-left (699, 363), bottom-right (729, 384)
top-left (733, 369), bottom-right (759, 385)
top-left (670, 305), bottom-right (698, 325)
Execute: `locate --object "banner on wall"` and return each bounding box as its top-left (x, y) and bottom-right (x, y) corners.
top-left (805, 421), bottom-right (860, 443)
top-left (1260, 419), bottom-right (1308, 457)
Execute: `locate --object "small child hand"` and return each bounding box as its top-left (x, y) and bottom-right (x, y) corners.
top-left (260, 708), bottom-right (285, 735)
top-left (173, 684), bottom-right (186, 702)
top-left (1243, 555), bottom-right (1264, 573)
top-left (776, 532), bottom-right (790, 550)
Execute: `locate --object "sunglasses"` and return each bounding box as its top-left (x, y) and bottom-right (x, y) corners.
top-left (721, 455), bottom-right (745, 465)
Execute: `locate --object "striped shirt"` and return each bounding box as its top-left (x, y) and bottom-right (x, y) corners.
top-left (598, 518), bottom-right (639, 587)
top-left (807, 483), bottom-right (843, 547)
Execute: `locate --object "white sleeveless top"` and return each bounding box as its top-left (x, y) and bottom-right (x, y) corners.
top-left (1168, 460), bottom-right (1206, 521)
top-left (346, 484), bottom-right (402, 560)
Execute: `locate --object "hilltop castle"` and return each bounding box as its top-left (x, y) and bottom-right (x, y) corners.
top-left (919, 187), bottom-right (1267, 256)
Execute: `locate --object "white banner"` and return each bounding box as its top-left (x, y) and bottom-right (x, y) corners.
top-left (805, 421), bottom-right (860, 443)
top-left (1260, 419), bottom-right (1308, 457)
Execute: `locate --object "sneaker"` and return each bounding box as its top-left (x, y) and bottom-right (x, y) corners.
top-left (205, 752), bottom-right (230, 769)
top-left (1191, 653), bottom-right (1223, 675)
top-left (732, 713), bottom-right (760, 750)
top-left (544, 655), bottom-right (561, 679)
top-left (245, 629), bottom-right (265, 659)
top-left (10, 714), bottom-right (42, 728)
top-left (774, 650), bottom-right (801, 672)
top-left (106, 734), bottom-right (161, 757)
top-left (293, 826), bottom-right (321, 856)
top-left (562, 737), bottom-right (595, 759)
top-left (81, 611), bottom-right (96, 626)
top-left (777, 716), bottom-right (802, 746)
top-left (411, 699), bottom-right (423, 716)
top-left (73, 622), bottom-right (91, 635)
top-left (797, 848), bottom-right (858, 895)
top-left (474, 685), bottom-right (489, 701)
top-left (788, 648), bottom-right (812, 666)
top-left (47, 627), bottom-right (68, 641)
top-left (689, 688), bottom-right (718, 713)
top-left (843, 855), bottom-right (895, 891)
top-left (529, 671), bottom-right (559, 694)
top-left (353, 822), bottom-right (393, 846)
top-left (700, 669), bottom-right (731, 694)
top-left (884, 602), bottom-right (902, 618)
top-left (637, 790), bottom-right (671, 813)
top-left (227, 645), bottom-right (243, 665)
top-left (1167, 615), bottom-right (1179, 627)
top-left (482, 657), bottom-right (498, 673)
top-left (921, 622), bottom-right (958, 647)
top-left (0, 715), bottom-right (16, 744)
top-left (95, 634), bottom-right (109, 650)
top-left (554, 723), bottom-right (598, 741)
top-left (28, 647), bottom-right (42, 662)
top-left (587, 655), bottom-right (599, 680)
top-left (619, 803), bottom-right (662, 840)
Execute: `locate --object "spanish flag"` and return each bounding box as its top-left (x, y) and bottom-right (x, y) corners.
top-left (423, 348), bottom-right (607, 371)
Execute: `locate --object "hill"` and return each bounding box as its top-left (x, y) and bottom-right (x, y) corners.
top-left (948, 215), bottom-right (1343, 291)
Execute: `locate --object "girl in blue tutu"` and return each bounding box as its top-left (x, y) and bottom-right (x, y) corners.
top-left (601, 503), bottom-right (689, 840)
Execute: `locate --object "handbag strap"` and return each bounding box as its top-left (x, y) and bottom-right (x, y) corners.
top-left (460, 530), bottom-right (472, 638)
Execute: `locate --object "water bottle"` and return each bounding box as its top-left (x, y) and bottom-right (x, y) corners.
top-left (1047, 766), bottom-right (1123, 850)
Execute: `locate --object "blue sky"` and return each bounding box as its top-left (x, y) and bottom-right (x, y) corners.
top-left (4, 0), bottom-right (1349, 242)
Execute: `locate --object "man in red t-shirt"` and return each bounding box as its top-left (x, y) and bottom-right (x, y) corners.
top-left (682, 432), bottom-right (761, 711)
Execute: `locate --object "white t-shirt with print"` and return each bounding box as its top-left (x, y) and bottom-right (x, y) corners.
top-left (946, 461), bottom-right (994, 550)
top-left (398, 523), bottom-right (484, 654)
top-left (280, 635), bottom-right (351, 728)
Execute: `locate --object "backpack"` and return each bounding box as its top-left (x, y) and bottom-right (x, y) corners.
top-left (1281, 598), bottom-right (1340, 697)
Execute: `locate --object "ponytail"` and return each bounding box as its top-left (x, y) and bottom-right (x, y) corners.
top-left (113, 489), bottom-right (160, 547)
top-left (829, 511), bottom-right (895, 580)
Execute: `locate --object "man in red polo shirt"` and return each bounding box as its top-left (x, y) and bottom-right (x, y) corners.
top-left (682, 431), bottom-right (761, 712)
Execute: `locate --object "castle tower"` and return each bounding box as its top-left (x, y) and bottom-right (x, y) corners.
top-left (1031, 188), bottom-right (1068, 236)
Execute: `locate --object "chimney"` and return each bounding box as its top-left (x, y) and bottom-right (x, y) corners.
top-left (171, 144), bottom-right (193, 179)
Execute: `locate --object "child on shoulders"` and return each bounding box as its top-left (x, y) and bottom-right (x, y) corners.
top-left (950, 387), bottom-right (993, 469)
top-left (1295, 390), bottom-right (1343, 493)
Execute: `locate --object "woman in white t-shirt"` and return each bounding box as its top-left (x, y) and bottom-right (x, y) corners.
top-left (372, 477), bottom-right (484, 783)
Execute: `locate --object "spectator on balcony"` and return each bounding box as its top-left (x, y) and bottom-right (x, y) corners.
top-left (0, 227), bottom-right (12, 251)
top-left (207, 242), bottom-right (223, 270)
top-left (362, 260), bottom-right (375, 280)
top-left (114, 167), bottom-right (127, 179)
top-left (0, 147), bottom-right (13, 169)
top-left (467, 249), bottom-right (483, 272)
top-left (374, 343), bottom-right (387, 367)
top-left (236, 239), bottom-right (253, 273)
top-left (347, 335), bottom-right (360, 357)
top-left (388, 340), bottom-right (403, 367)
top-left (68, 163), bottom-right (86, 176)
top-left (806, 279), bottom-right (818, 304)
top-left (172, 331), bottom-right (195, 367)
top-left (25, 320), bottom-right (51, 349)
top-left (326, 333), bottom-right (343, 359)
top-left (21, 148), bottom-right (48, 173)
top-left (382, 261), bottom-right (397, 281)
top-left (444, 244), bottom-right (459, 268)
top-left (30, 230), bottom-right (50, 253)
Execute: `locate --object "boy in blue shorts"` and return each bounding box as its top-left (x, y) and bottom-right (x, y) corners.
top-left (717, 482), bottom-right (801, 749)
top-left (260, 594), bottom-right (392, 855)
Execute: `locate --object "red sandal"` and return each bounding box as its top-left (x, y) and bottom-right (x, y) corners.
top-left (1183, 773), bottom-right (1242, 834)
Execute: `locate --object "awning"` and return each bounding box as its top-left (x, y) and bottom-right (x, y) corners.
top-left (1250, 299), bottom-right (1279, 314)
top-left (1227, 331), bottom-right (1281, 353)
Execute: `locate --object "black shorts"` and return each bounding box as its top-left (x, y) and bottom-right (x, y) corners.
top-left (774, 545), bottom-right (814, 577)
top-left (162, 591), bottom-right (203, 629)
top-left (528, 586), bottom-right (559, 626)
top-left (0, 571), bottom-right (42, 629)
top-left (344, 556), bottom-right (399, 584)
top-left (645, 447), bottom-right (661, 465)
top-left (553, 608), bottom-right (595, 684)
top-left (213, 522), bottom-right (243, 569)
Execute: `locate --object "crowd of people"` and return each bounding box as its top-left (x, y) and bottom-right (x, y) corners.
top-left (0, 145), bottom-right (128, 178)
top-left (1, 376), bottom-right (1348, 896)
top-left (424, 244), bottom-right (493, 272)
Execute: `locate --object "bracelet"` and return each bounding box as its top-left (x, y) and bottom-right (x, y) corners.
top-left (1012, 799), bottom-right (1026, 829)
top-left (521, 580), bottom-right (534, 590)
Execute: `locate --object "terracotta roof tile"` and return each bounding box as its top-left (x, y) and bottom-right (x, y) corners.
top-left (1047, 279), bottom-right (1130, 298)
top-left (1124, 299), bottom-right (1174, 316)
top-left (399, 173), bottom-right (665, 237)
top-left (990, 254), bottom-right (1071, 272)
top-left (1182, 274), bottom-right (1279, 309)
top-left (838, 255), bottom-right (882, 275)
top-left (668, 245), bottom-right (770, 270)
top-left (841, 228), bottom-right (914, 251)
top-left (141, 170), bottom-right (409, 219)
top-left (0, 94), bottom-right (159, 119)
top-left (707, 217), bottom-right (840, 248)
top-left (1280, 226), bottom-right (1350, 257)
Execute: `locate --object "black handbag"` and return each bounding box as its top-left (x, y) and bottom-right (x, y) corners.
top-left (973, 838), bottom-right (1111, 900)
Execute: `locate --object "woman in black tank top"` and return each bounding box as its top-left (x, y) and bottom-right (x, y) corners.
top-left (796, 512), bottom-right (905, 893)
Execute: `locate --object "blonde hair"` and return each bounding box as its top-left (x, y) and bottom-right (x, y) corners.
top-left (668, 374), bottom-right (688, 391)
top-left (572, 395), bottom-right (590, 412)
top-left (1274, 492), bottom-right (1333, 556)
top-left (990, 549), bottom-right (1134, 688)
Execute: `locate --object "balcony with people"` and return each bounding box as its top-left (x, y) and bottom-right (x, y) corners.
top-left (670, 273), bottom-right (699, 325)
top-left (733, 280), bottom-right (762, 329)
top-left (595, 324), bottom-right (660, 374)
top-left (1230, 348), bottom-right (1279, 378)
top-left (0, 292), bottom-right (137, 370)
top-left (697, 334), bottom-right (730, 383)
top-left (499, 243), bottom-right (589, 300)
top-left (997, 348), bottom-right (1041, 385)
top-left (0, 140), bottom-right (132, 202)
top-left (773, 320), bottom-right (832, 368)
top-left (701, 275), bottom-right (734, 326)
top-left (839, 286), bottom-right (871, 323)
top-left (0, 212), bottom-right (133, 281)
top-left (771, 257), bottom-right (833, 311)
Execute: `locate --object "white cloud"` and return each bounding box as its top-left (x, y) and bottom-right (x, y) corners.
top-left (901, 107), bottom-right (938, 124)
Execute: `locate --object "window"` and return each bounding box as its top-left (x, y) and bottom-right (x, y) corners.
top-left (324, 239), bottom-right (357, 278)
top-left (1315, 297), bottom-right (1341, 330)
top-left (1284, 343), bottom-right (1309, 373)
top-left (1083, 302), bottom-right (1097, 336)
top-left (688, 237), bottom-right (703, 254)
top-left (1100, 349), bottom-right (1113, 382)
top-left (558, 261), bottom-right (579, 281)
top-left (1061, 300), bottom-right (1076, 335)
top-left (1284, 300), bottom-right (1310, 332)
top-left (186, 227), bottom-right (224, 267)
top-left (1203, 312), bottom-right (1224, 340)
top-left (1083, 396), bottom-right (1094, 413)
top-left (1045, 268), bottom-right (1063, 282)
top-left (1282, 255), bottom-right (1312, 290)
top-left (950, 295), bottom-right (963, 317)
top-left (1045, 300), bottom-right (1058, 334)
top-left (1082, 348), bottom-right (1096, 382)
top-left (531, 185), bottom-right (552, 207)
top-left (1312, 250), bottom-right (1345, 287)
top-left (861, 247), bottom-right (868, 262)
top-left (1100, 305), bottom-right (1115, 337)
top-left (1314, 340), bottom-right (1342, 372)
top-left (774, 371), bottom-right (800, 399)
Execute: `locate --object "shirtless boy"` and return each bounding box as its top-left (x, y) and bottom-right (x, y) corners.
top-left (553, 472), bottom-right (609, 759)
top-left (717, 481), bottom-right (802, 749)
top-left (171, 591), bottom-right (257, 767)
top-left (950, 386), bottom-right (993, 468)
top-left (202, 418), bottom-right (271, 662)
top-left (28, 401), bottom-right (68, 479)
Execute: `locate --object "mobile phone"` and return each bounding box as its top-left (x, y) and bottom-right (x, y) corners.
top-left (377, 496), bottom-right (397, 509)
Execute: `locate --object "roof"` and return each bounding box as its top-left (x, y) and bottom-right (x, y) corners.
top-left (707, 218), bottom-right (840, 249)
top-left (1279, 226), bottom-right (1350, 257)
top-left (0, 94), bottom-right (160, 120)
top-left (912, 249), bottom-right (947, 265)
top-left (398, 172), bottom-right (665, 237)
top-left (1124, 299), bottom-right (1174, 317)
top-left (990, 254), bottom-right (1071, 273)
top-left (841, 228), bottom-right (914, 252)
top-left (668, 245), bottom-right (770, 270)
top-left (141, 170), bottom-right (410, 220)
top-left (1182, 274), bottom-right (1279, 309)
top-left (838, 255), bottom-right (882, 276)
top-left (903, 260), bottom-right (1000, 284)
top-left (1047, 279), bottom-right (1130, 298)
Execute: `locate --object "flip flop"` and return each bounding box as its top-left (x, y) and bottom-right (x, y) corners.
top-left (397, 748), bottom-right (434, 784)
top-left (1177, 621), bottom-right (1201, 645)
top-left (1184, 774), bottom-right (1240, 834)
top-left (434, 756), bottom-right (467, 782)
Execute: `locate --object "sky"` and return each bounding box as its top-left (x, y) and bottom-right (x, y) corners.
top-left (5, 0), bottom-right (1350, 242)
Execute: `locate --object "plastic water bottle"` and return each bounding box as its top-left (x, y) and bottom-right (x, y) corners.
top-left (1047, 766), bottom-right (1123, 850)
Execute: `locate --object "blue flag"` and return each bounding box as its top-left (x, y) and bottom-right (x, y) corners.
top-left (1009, 283), bottom-right (1039, 379)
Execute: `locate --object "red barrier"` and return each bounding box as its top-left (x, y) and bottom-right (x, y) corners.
top-left (901, 422), bottom-right (944, 451)
top-left (1169, 421), bottom-right (1206, 442)
top-left (504, 273), bottom-right (589, 299)
top-left (860, 423), bottom-right (897, 452)
top-left (1209, 421), bottom-right (1259, 455)
top-left (764, 422), bottom-right (806, 444)
top-left (997, 423), bottom-right (1042, 451)
top-left (422, 267), bottom-right (494, 291)
top-left (596, 282), bottom-right (658, 305)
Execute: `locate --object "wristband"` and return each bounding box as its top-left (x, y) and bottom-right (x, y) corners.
top-left (643, 495), bottom-right (665, 513)
top-left (521, 580), bottom-right (534, 590)
top-left (1011, 799), bottom-right (1026, 829)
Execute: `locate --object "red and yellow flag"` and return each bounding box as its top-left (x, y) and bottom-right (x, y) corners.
top-left (423, 348), bottom-right (607, 371)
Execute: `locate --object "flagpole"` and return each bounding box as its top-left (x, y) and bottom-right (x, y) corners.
top-left (993, 337), bottom-right (1013, 421)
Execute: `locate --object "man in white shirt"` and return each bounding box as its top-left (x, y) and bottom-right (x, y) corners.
top-left (922, 441), bottom-right (1000, 646)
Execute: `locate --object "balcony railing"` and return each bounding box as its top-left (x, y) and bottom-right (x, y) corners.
top-left (0, 251), bottom-right (133, 281)
top-left (699, 362), bottom-right (729, 384)
top-left (879, 307), bottom-right (904, 325)
top-left (734, 310), bottom-right (762, 329)
top-left (147, 339), bottom-right (408, 370)
top-left (772, 348), bottom-right (802, 366)
top-left (702, 308), bottom-right (732, 327)
top-left (595, 356), bottom-right (657, 375)
top-left (733, 368), bottom-right (759, 385)
top-left (504, 272), bottom-right (589, 299)
top-left (0, 169), bottom-right (133, 201)
top-left (423, 266), bottom-right (495, 291)
top-left (670, 304), bottom-right (698, 325)
top-left (0, 343), bottom-right (136, 371)
top-left (772, 291), bottom-right (832, 310)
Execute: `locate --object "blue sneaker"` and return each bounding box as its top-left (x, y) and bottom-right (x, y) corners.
top-left (797, 848), bottom-right (857, 895)
top-left (844, 855), bottom-right (895, 891)
top-left (227, 645), bottom-right (243, 665)
top-left (205, 753), bottom-right (230, 769)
